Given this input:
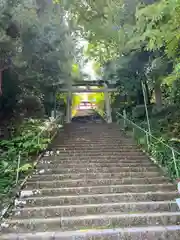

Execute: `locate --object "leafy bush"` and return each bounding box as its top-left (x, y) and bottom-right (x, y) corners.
top-left (18, 96), bottom-right (45, 118)
top-left (148, 139), bottom-right (180, 179)
top-left (151, 105), bottom-right (179, 118)
top-left (132, 105), bottom-right (146, 119)
top-left (0, 118), bottom-right (58, 196)
top-left (121, 120), bottom-right (180, 180)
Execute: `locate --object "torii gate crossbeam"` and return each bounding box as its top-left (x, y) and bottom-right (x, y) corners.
top-left (60, 88), bottom-right (117, 93)
top-left (62, 81), bottom-right (117, 124)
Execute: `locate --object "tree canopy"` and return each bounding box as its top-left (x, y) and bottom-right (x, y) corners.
top-left (0, 0), bottom-right (80, 117)
top-left (56, 0), bottom-right (180, 109)
top-left (1, 0), bottom-right (180, 117)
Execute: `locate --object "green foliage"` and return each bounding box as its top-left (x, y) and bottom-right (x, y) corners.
top-left (55, 0), bottom-right (180, 107)
top-left (118, 115), bottom-right (180, 179)
top-left (87, 92), bottom-right (105, 118)
top-left (57, 92), bottom-right (83, 117)
top-left (88, 92), bottom-right (105, 109)
top-left (0, 0), bottom-right (78, 118)
top-left (132, 105), bottom-right (146, 119)
top-left (0, 118), bottom-right (58, 195)
top-left (71, 94), bottom-right (82, 116)
top-left (136, 0), bottom-right (180, 56)
top-left (1, 0), bottom-right (180, 196)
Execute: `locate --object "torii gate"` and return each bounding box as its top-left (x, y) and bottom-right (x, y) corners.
top-left (60, 80), bottom-right (117, 124)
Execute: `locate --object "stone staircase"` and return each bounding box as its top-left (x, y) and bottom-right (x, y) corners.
top-left (1, 120), bottom-right (180, 239)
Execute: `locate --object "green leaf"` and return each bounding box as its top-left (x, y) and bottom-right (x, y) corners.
top-left (18, 164), bottom-right (33, 172)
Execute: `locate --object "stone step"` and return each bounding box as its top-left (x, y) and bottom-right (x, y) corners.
top-left (38, 158), bottom-right (153, 167)
top-left (61, 212), bottom-right (180, 231)
top-left (59, 134), bottom-right (129, 137)
top-left (44, 153), bottom-right (146, 158)
top-left (53, 143), bottom-right (138, 146)
top-left (12, 201), bottom-right (178, 219)
top-left (62, 134), bottom-right (125, 136)
top-left (44, 152), bottom-right (145, 157)
top-left (39, 160), bottom-right (153, 166)
top-left (52, 146), bottom-right (140, 150)
top-left (2, 123), bottom-right (179, 239)
top-left (21, 183), bottom-right (176, 197)
top-left (53, 145), bottom-right (138, 149)
top-left (30, 171), bottom-right (164, 181)
top-left (59, 142), bottom-right (136, 145)
top-left (26, 177), bottom-right (171, 189)
top-left (22, 191), bottom-right (179, 207)
top-left (33, 166), bottom-right (159, 175)
top-left (48, 146), bottom-right (144, 150)
top-left (61, 142), bottom-right (136, 145)
top-left (57, 135), bottom-right (135, 138)
top-left (35, 164), bottom-right (158, 172)
top-left (42, 155), bottom-right (149, 161)
top-left (45, 155), bottom-right (147, 159)
top-left (3, 212), bottom-right (180, 233)
top-left (2, 225), bottom-right (180, 240)
top-left (58, 138), bottom-right (134, 141)
top-left (50, 149), bottom-right (143, 153)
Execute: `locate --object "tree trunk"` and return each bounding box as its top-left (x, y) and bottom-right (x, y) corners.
top-left (0, 70), bottom-right (2, 96)
top-left (0, 67), bottom-right (9, 96)
top-left (144, 80), bottom-right (150, 104)
top-left (136, 89), bottom-right (144, 104)
top-left (154, 81), bottom-right (162, 108)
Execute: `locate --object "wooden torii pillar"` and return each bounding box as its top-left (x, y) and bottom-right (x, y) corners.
top-left (103, 83), bottom-right (112, 123)
top-left (66, 90), bottom-right (72, 123)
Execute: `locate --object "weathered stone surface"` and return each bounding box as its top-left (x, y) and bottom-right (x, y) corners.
top-left (1, 120), bottom-right (179, 239)
top-left (26, 176), bottom-right (170, 189)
